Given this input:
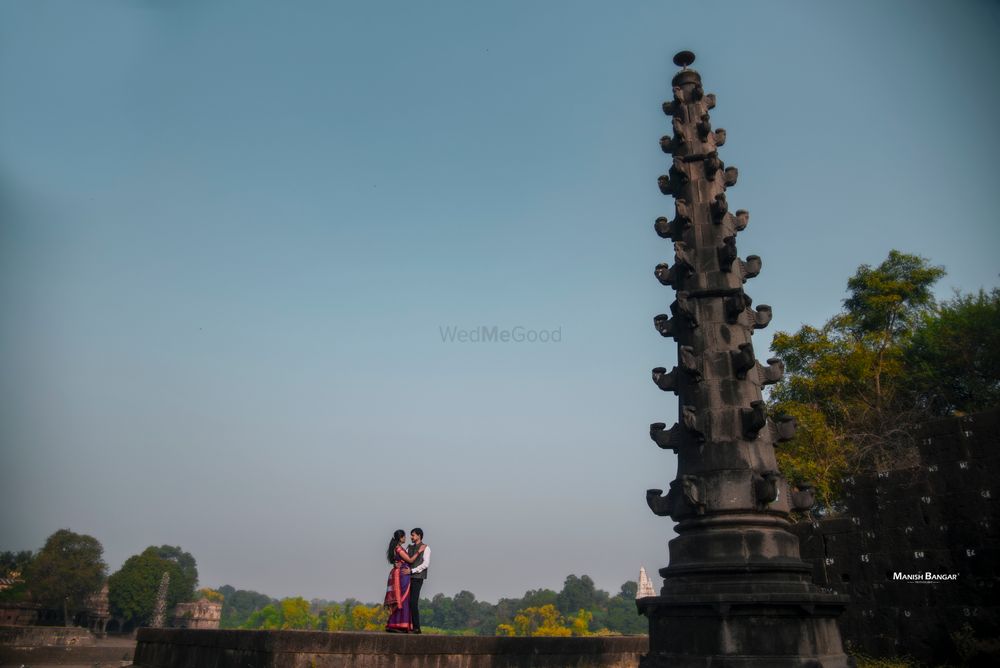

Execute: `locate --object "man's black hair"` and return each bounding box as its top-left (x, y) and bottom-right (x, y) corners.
top-left (411, 527), bottom-right (423, 539)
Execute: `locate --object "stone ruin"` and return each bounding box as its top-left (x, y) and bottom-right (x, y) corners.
top-left (637, 51), bottom-right (851, 667)
top-left (171, 596), bottom-right (222, 630)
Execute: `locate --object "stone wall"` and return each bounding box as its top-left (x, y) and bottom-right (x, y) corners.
top-left (791, 407), bottom-right (1000, 665)
top-left (172, 597), bottom-right (222, 629)
top-left (0, 624), bottom-right (94, 646)
top-left (0, 643), bottom-right (134, 666)
top-left (132, 629), bottom-right (647, 668)
top-left (0, 602), bottom-right (38, 626)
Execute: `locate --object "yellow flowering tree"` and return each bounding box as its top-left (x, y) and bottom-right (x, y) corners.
top-left (496, 604), bottom-right (571, 637)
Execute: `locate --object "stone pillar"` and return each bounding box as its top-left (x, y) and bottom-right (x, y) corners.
top-left (638, 51), bottom-right (852, 668)
top-left (150, 572), bottom-right (170, 629)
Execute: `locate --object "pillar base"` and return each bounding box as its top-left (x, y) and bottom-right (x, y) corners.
top-left (637, 591), bottom-right (854, 668)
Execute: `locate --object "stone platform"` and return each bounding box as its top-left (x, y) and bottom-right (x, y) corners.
top-left (132, 628), bottom-right (647, 668)
top-left (0, 628), bottom-right (135, 667)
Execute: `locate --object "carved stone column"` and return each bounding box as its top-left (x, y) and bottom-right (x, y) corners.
top-left (638, 51), bottom-right (852, 668)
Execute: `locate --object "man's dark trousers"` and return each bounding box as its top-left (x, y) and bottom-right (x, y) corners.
top-left (409, 579), bottom-right (423, 632)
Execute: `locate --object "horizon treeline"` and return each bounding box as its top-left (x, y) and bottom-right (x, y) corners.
top-left (220, 574), bottom-right (647, 636)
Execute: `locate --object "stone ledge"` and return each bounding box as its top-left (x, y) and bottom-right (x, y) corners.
top-left (0, 644), bottom-right (134, 666)
top-left (0, 624), bottom-right (95, 647)
top-left (134, 629), bottom-right (647, 668)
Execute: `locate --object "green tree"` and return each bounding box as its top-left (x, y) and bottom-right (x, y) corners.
top-left (602, 582), bottom-right (647, 635)
top-left (217, 585), bottom-right (276, 628)
top-left (349, 603), bottom-right (388, 630)
top-left (0, 550), bottom-right (33, 578)
top-left (556, 575), bottom-right (605, 616)
top-left (196, 587), bottom-right (224, 603)
top-left (23, 530), bottom-right (106, 626)
top-left (497, 604), bottom-right (572, 637)
top-left (280, 597), bottom-right (317, 629)
top-left (618, 581), bottom-right (638, 599)
top-left (146, 545), bottom-right (198, 602)
top-left (320, 603), bottom-right (347, 631)
top-left (906, 288), bottom-right (1000, 415)
top-left (243, 603), bottom-right (282, 629)
top-left (107, 546), bottom-right (197, 626)
top-left (0, 550), bottom-right (34, 602)
top-left (769, 251), bottom-right (946, 506)
top-left (569, 608), bottom-right (593, 636)
top-left (841, 250), bottom-right (945, 414)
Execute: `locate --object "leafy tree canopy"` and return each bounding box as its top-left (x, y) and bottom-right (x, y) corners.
top-left (226, 574), bottom-right (647, 636)
top-left (240, 597), bottom-right (387, 631)
top-left (0, 550), bottom-right (34, 578)
top-left (107, 546), bottom-right (197, 625)
top-left (907, 288), bottom-right (1000, 415)
top-left (23, 529), bottom-right (106, 625)
top-left (216, 585), bottom-right (276, 628)
top-left (145, 545), bottom-right (198, 601)
top-left (769, 251), bottom-right (997, 509)
top-left (556, 574), bottom-right (607, 616)
top-left (196, 587), bottom-right (224, 603)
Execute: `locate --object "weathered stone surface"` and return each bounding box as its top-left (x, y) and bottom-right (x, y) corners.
top-left (0, 624), bottom-right (95, 647)
top-left (172, 596), bottom-right (222, 630)
top-left (132, 629), bottom-right (647, 668)
top-left (792, 408), bottom-right (1000, 665)
top-left (639, 51), bottom-right (849, 667)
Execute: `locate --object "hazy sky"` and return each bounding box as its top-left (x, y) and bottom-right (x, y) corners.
top-left (2, 0), bottom-right (998, 604)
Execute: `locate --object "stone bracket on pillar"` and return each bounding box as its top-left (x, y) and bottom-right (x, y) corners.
top-left (650, 421), bottom-right (685, 452)
top-left (672, 292), bottom-right (699, 328)
top-left (711, 193), bottom-right (728, 223)
top-left (704, 151), bottom-right (722, 180)
top-left (731, 342), bottom-right (756, 379)
top-left (697, 114), bottom-right (712, 140)
top-left (755, 357), bottom-right (785, 385)
top-left (738, 255), bottom-right (762, 281)
top-left (741, 400), bottom-right (767, 439)
top-left (734, 209), bottom-right (749, 231)
top-left (646, 488), bottom-right (672, 516)
top-left (723, 166), bottom-right (739, 188)
top-left (679, 345), bottom-right (701, 381)
top-left (718, 235), bottom-right (738, 271)
top-left (653, 313), bottom-right (678, 339)
top-left (682, 405), bottom-right (706, 442)
top-left (769, 414), bottom-right (798, 444)
top-left (752, 470), bottom-right (781, 508)
top-left (652, 367), bottom-right (679, 393)
top-left (752, 304), bottom-right (772, 329)
top-left (790, 484), bottom-right (817, 511)
top-left (655, 200), bottom-right (694, 241)
top-left (677, 474), bottom-right (706, 516)
top-left (723, 292), bottom-right (752, 324)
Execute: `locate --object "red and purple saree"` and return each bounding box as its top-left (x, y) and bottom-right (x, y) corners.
top-left (384, 546), bottom-right (413, 632)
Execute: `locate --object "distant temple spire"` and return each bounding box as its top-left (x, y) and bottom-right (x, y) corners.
top-left (636, 567), bottom-right (656, 599)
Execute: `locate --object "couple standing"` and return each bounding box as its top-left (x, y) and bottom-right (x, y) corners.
top-left (384, 527), bottom-right (430, 633)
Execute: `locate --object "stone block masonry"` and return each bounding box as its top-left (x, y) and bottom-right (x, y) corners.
top-left (792, 407), bottom-right (1000, 665)
top-left (132, 628), bottom-right (647, 668)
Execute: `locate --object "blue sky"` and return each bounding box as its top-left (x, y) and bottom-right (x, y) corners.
top-left (2, 0), bottom-right (998, 604)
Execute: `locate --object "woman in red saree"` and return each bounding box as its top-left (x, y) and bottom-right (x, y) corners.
top-left (383, 529), bottom-right (424, 632)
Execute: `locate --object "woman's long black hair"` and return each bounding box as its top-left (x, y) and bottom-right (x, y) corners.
top-left (386, 529), bottom-right (405, 564)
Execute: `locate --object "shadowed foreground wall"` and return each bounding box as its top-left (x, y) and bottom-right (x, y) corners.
top-left (791, 408), bottom-right (1000, 665)
top-left (133, 628), bottom-right (647, 668)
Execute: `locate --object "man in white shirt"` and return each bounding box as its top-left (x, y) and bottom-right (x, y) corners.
top-left (407, 528), bottom-right (430, 634)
